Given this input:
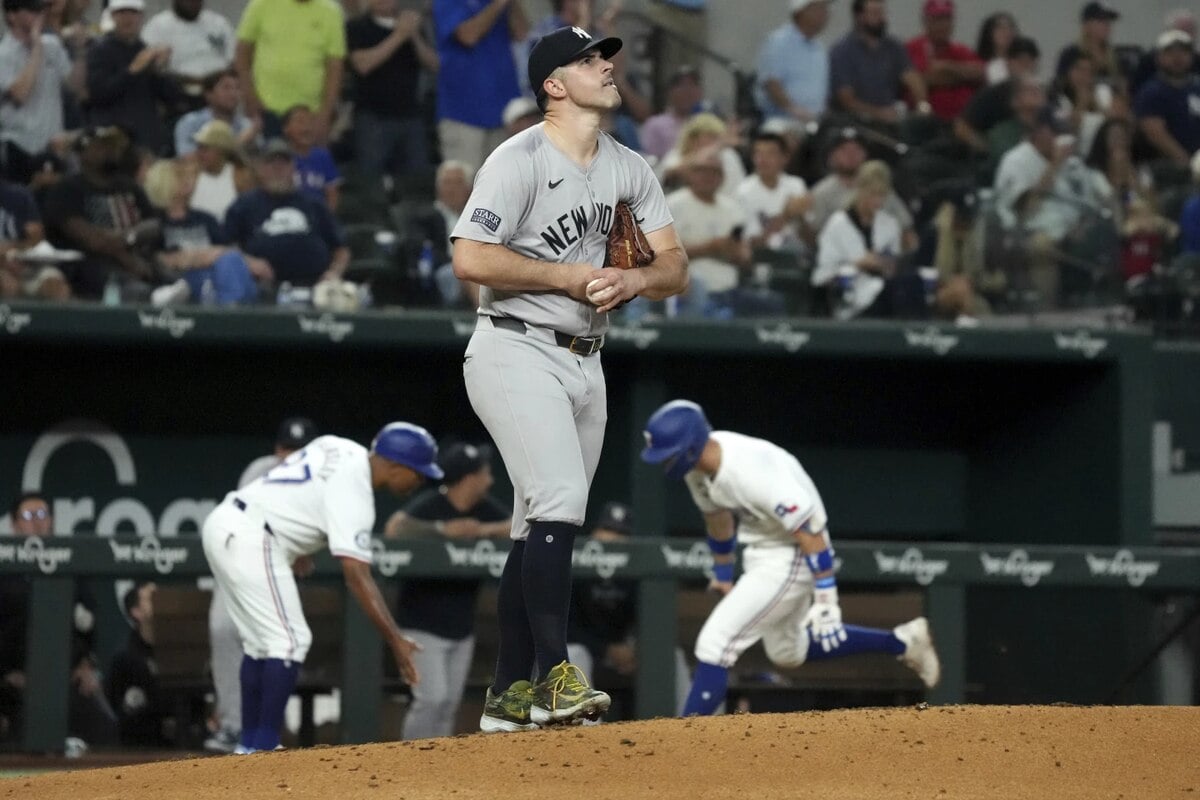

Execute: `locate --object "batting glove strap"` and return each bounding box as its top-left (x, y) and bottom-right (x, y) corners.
top-left (707, 534), bottom-right (737, 555)
top-left (712, 562), bottom-right (735, 583)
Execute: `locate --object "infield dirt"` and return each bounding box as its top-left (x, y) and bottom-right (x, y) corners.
top-left (9, 705), bottom-right (1198, 799)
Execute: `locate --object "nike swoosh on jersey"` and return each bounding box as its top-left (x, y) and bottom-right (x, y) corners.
top-left (548, 178), bottom-right (564, 189)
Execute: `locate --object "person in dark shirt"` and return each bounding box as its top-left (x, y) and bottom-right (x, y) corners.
top-left (0, 493), bottom-right (117, 749)
top-left (223, 138), bottom-right (349, 289)
top-left (346, 0), bottom-right (439, 180)
top-left (384, 441), bottom-right (510, 739)
top-left (84, 0), bottom-right (184, 155)
top-left (42, 126), bottom-right (159, 299)
top-left (106, 581), bottom-right (167, 746)
top-left (954, 36), bottom-right (1040, 155)
top-left (1134, 30), bottom-right (1200, 166)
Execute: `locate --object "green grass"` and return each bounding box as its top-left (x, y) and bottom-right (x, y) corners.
top-left (1, 768), bottom-right (55, 778)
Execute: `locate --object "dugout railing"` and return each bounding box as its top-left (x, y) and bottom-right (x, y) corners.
top-left (3, 535), bottom-right (1199, 752)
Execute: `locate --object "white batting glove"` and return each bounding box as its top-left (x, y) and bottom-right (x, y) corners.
top-left (802, 582), bottom-right (847, 653)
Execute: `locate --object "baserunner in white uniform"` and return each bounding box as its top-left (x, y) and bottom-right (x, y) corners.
top-left (640, 400), bottom-right (941, 716)
top-left (200, 422), bottom-right (443, 752)
top-left (452, 26), bottom-right (688, 731)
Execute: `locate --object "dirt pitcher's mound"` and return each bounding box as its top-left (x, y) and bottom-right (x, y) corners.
top-left (10, 705), bottom-right (1200, 800)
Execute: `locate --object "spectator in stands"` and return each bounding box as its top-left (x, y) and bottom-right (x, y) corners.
top-left (1182, 152), bottom-right (1200, 254)
top-left (1134, 31), bottom-right (1200, 167)
top-left (1053, 50), bottom-right (1111, 158)
top-left (502, 95), bottom-right (541, 137)
top-left (815, 160), bottom-right (923, 319)
top-left (346, 0), bottom-right (439, 183)
top-left (432, 0), bottom-right (526, 173)
top-left (86, 0), bottom-right (184, 156)
top-left (806, 127), bottom-right (916, 248)
top-left (406, 159), bottom-right (475, 308)
top-left (912, 187), bottom-right (999, 319)
top-left (658, 113), bottom-right (746, 199)
top-left (0, 176), bottom-right (70, 301)
top-left (384, 442), bottom-right (510, 739)
top-left (830, 0), bottom-right (930, 124)
top-left (282, 105), bottom-right (341, 211)
top-left (975, 11), bottom-right (1018, 86)
top-left (668, 145), bottom-right (783, 319)
top-left (737, 131), bottom-right (811, 252)
top-left (904, 0), bottom-right (983, 123)
top-left (198, 417), bottom-right (319, 754)
top-left (641, 65), bottom-right (704, 162)
top-left (142, 158), bottom-right (266, 306)
top-left (1131, 10), bottom-right (1199, 96)
top-left (235, 0), bottom-right (346, 141)
top-left (0, 0), bottom-right (82, 185)
top-left (188, 120), bottom-right (253, 224)
top-left (755, 0), bottom-right (832, 126)
top-left (141, 0), bottom-right (235, 99)
top-left (968, 76), bottom-right (1048, 183)
top-left (174, 70), bottom-right (257, 158)
top-left (224, 139), bottom-right (349, 290)
top-left (0, 493), bottom-right (117, 750)
top-left (993, 107), bottom-right (1106, 309)
top-left (1056, 3), bottom-right (1124, 96)
top-left (955, 37), bottom-right (1040, 156)
top-left (106, 581), bottom-right (168, 746)
top-left (1085, 119), bottom-right (1178, 278)
top-left (43, 126), bottom-right (159, 300)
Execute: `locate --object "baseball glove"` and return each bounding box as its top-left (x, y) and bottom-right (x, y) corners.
top-left (606, 201), bottom-right (654, 270)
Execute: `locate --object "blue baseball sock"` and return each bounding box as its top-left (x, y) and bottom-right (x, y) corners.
top-left (682, 661), bottom-right (728, 716)
top-left (239, 656), bottom-right (264, 751)
top-left (492, 540), bottom-right (535, 693)
top-left (806, 625), bottom-right (906, 661)
top-left (523, 521), bottom-right (579, 680)
top-left (253, 658), bottom-right (300, 751)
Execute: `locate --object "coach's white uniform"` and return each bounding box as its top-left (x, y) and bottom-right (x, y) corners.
top-left (685, 431), bottom-right (833, 669)
top-left (201, 436), bottom-right (376, 663)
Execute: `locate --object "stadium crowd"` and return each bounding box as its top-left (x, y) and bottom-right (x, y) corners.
top-left (0, 0), bottom-right (1197, 322)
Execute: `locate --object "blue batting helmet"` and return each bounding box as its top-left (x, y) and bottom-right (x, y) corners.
top-left (370, 422), bottom-right (444, 480)
top-left (641, 400), bottom-right (712, 480)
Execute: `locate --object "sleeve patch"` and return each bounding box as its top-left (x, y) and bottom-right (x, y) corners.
top-left (471, 208), bottom-right (502, 232)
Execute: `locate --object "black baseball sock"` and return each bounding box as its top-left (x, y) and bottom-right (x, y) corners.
top-left (522, 520), bottom-right (580, 679)
top-left (492, 540), bottom-right (535, 693)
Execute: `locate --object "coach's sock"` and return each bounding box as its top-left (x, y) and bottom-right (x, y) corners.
top-left (492, 540), bottom-right (536, 693)
top-left (239, 655), bottom-right (265, 751)
top-left (523, 521), bottom-right (579, 679)
top-left (253, 658), bottom-right (300, 751)
top-left (805, 625), bottom-right (906, 661)
top-left (682, 662), bottom-right (728, 716)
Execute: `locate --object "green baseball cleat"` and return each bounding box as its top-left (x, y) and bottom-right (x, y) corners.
top-left (479, 680), bottom-right (540, 733)
top-left (530, 661), bottom-right (611, 725)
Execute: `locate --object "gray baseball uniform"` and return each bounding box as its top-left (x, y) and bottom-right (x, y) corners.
top-left (452, 124), bottom-right (672, 540)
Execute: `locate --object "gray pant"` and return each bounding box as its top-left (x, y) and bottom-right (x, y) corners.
top-left (208, 585), bottom-right (243, 733)
top-left (401, 629), bottom-right (476, 739)
top-left (567, 642), bottom-right (692, 716)
top-left (463, 320), bottom-right (607, 540)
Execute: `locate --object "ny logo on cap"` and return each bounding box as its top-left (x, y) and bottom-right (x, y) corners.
top-left (571, 26), bottom-right (590, 39)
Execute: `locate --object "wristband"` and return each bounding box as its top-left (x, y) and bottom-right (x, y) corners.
top-left (712, 562), bottom-right (734, 583)
top-left (813, 576), bottom-right (838, 605)
top-left (707, 535), bottom-right (736, 555)
top-left (804, 548), bottom-right (835, 574)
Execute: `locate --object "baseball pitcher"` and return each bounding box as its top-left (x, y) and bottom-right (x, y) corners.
top-left (641, 400), bottom-right (941, 716)
top-left (452, 26), bottom-right (688, 731)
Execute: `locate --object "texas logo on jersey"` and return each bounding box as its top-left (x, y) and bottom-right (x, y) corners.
top-left (774, 502), bottom-right (799, 518)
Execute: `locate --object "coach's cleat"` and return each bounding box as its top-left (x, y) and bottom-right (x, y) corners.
top-left (530, 661), bottom-right (611, 725)
top-left (480, 680), bottom-right (540, 733)
top-left (895, 616), bottom-right (941, 689)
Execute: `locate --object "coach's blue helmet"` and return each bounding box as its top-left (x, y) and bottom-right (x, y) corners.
top-left (641, 400), bottom-right (712, 480)
top-left (371, 422), bottom-right (444, 480)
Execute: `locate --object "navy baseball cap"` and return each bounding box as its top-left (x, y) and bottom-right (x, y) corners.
top-left (594, 501), bottom-right (634, 536)
top-left (528, 26), bottom-right (622, 102)
top-left (438, 442), bottom-right (492, 484)
top-left (1081, 2), bottom-right (1119, 22)
top-left (276, 417), bottom-right (318, 450)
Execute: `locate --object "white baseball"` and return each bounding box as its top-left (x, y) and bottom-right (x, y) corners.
top-left (587, 278), bottom-right (611, 304)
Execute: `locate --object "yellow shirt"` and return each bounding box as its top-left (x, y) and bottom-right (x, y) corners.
top-left (237, 0), bottom-right (346, 114)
